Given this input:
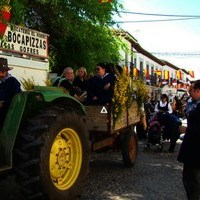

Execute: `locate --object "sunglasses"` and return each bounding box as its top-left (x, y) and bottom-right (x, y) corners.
top-left (96, 67), bottom-right (101, 71)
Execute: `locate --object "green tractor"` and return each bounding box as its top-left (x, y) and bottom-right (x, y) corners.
top-left (0, 86), bottom-right (90, 200)
top-left (0, 84), bottom-right (140, 199)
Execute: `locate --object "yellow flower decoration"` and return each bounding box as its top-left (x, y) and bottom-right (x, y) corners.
top-left (112, 69), bottom-right (132, 124)
top-left (112, 70), bottom-right (148, 124)
top-left (132, 78), bottom-right (149, 110)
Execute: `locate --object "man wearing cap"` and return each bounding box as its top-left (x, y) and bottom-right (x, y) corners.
top-left (0, 57), bottom-right (21, 129)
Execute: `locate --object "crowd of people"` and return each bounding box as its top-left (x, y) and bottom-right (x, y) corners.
top-left (139, 80), bottom-right (200, 200)
top-left (52, 62), bottom-right (117, 105)
top-left (1, 57), bottom-right (200, 199)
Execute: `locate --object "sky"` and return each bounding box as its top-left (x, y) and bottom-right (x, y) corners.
top-left (114, 0), bottom-right (200, 79)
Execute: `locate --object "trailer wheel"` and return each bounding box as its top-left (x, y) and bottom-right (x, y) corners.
top-left (14, 106), bottom-right (90, 200)
top-left (121, 130), bottom-right (138, 167)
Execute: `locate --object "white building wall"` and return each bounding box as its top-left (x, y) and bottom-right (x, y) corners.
top-left (133, 50), bottom-right (163, 75)
top-left (0, 51), bottom-right (49, 87)
top-left (118, 31), bottom-right (186, 83)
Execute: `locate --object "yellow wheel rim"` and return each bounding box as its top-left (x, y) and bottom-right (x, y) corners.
top-left (49, 128), bottom-right (82, 190)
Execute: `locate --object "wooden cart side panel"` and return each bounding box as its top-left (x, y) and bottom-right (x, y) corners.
top-left (85, 101), bottom-right (140, 133)
top-left (112, 101), bottom-right (140, 131)
top-left (111, 107), bottom-right (128, 131)
top-left (85, 105), bottom-right (110, 132)
top-left (128, 101), bottom-right (140, 125)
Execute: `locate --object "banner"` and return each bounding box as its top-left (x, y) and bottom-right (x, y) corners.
top-left (189, 70), bottom-right (194, 78)
top-left (124, 66), bottom-right (128, 74)
top-left (133, 67), bottom-right (139, 77)
top-left (164, 70), bottom-right (169, 80)
top-left (154, 69), bottom-right (162, 76)
top-left (0, 1), bottom-right (11, 36)
top-left (144, 69), bottom-right (149, 78)
top-left (176, 70), bottom-right (182, 80)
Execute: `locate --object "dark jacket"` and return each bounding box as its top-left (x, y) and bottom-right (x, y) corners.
top-left (177, 101), bottom-right (200, 167)
top-left (53, 77), bottom-right (75, 96)
top-left (0, 76), bottom-right (21, 128)
top-left (73, 76), bottom-right (88, 92)
top-left (0, 76), bottom-right (21, 108)
top-left (86, 73), bottom-right (115, 105)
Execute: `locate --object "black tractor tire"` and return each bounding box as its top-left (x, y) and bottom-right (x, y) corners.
top-left (14, 106), bottom-right (90, 200)
top-left (121, 129), bottom-right (138, 168)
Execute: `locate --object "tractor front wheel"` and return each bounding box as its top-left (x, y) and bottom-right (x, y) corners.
top-left (14, 106), bottom-right (90, 200)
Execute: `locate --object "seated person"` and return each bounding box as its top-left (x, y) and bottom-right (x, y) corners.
top-left (53, 67), bottom-right (75, 96)
top-left (73, 67), bottom-right (88, 99)
top-left (86, 62), bottom-right (116, 105)
top-left (53, 67), bottom-right (85, 102)
top-left (0, 58), bottom-right (21, 129)
top-left (73, 67), bottom-right (88, 92)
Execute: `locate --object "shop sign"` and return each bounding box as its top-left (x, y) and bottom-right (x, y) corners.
top-left (0, 24), bottom-right (49, 58)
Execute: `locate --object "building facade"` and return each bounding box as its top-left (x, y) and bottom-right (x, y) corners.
top-left (116, 30), bottom-right (191, 90)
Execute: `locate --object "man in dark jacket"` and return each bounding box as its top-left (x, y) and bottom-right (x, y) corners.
top-left (0, 57), bottom-right (21, 129)
top-left (177, 80), bottom-right (200, 200)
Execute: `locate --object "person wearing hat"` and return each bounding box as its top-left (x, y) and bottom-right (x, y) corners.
top-left (155, 94), bottom-right (173, 114)
top-left (154, 93), bottom-right (180, 153)
top-left (0, 57), bottom-right (21, 129)
top-left (86, 62), bottom-right (116, 104)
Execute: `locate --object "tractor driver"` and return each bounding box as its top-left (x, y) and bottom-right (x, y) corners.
top-left (0, 58), bottom-right (21, 129)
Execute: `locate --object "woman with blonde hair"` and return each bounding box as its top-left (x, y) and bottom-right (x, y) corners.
top-left (73, 67), bottom-right (88, 98)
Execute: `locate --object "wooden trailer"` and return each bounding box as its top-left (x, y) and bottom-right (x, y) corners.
top-left (85, 101), bottom-right (141, 167)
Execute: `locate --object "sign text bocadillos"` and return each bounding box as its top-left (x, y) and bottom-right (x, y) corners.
top-left (0, 24), bottom-right (49, 58)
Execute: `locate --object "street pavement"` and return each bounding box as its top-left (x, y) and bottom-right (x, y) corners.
top-left (80, 140), bottom-right (187, 200)
top-left (0, 140), bottom-right (186, 200)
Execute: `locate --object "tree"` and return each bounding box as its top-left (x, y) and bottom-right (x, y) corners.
top-left (5, 0), bottom-right (124, 73)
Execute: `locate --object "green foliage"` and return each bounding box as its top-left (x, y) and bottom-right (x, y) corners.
top-left (6, 0), bottom-right (124, 74)
top-left (9, 0), bottom-right (28, 25)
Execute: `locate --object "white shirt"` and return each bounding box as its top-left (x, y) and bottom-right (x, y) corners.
top-left (154, 101), bottom-right (173, 114)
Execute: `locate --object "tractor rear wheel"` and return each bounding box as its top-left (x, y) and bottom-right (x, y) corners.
top-left (14, 106), bottom-right (90, 200)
